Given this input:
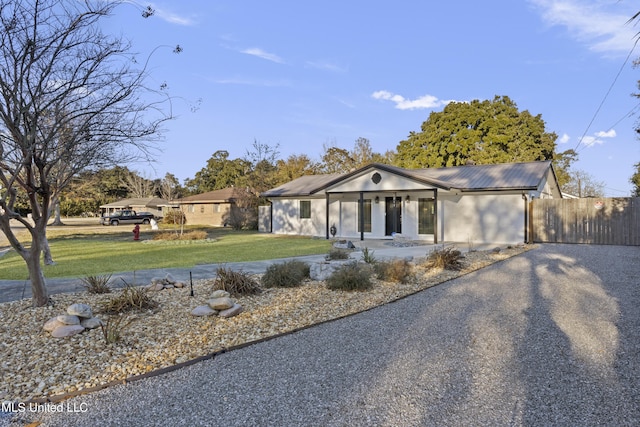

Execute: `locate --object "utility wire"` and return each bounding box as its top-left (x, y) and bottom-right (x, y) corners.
top-left (574, 39), bottom-right (639, 152)
top-left (577, 101), bottom-right (640, 153)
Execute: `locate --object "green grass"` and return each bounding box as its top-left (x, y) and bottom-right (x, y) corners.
top-left (0, 227), bottom-right (331, 280)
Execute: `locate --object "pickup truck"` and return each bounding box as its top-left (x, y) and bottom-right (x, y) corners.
top-left (100, 210), bottom-right (157, 226)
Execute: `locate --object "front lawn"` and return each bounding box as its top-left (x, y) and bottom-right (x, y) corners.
top-left (0, 227), bottom-right (332, 280)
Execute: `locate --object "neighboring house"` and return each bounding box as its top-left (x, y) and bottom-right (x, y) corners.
top-left (100, 197), bottom-right (168, 217)
top-left (260, 161), bottom-right (562, 245)
top-left (175, 188), bottom-right (246, 226)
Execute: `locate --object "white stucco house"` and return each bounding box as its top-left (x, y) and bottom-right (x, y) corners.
top-left (260, 161), bottom-right (562, 245)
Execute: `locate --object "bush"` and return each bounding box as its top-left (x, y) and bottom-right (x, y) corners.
top-left (213, 266), bottom-right (262, 296)
top-left (152, 230), bottom-right (207, 241)
top-left (80, 274), bottom-right (112, 294)
top-left (261, 260), bottom-right (310, 288)
top-left (362, 247), bottom-right (376, 264)
top-left (374, 259), bottom-right (413, 283)
top-left (100, 314), bottom-right (134, 345)
top-left (163, 210), bottom-right (186, 225)
top-left (326, 248), bottom-right (351, 260)
top-left (326, 262), bottom-right (373, 291)
top-left (424, 246), bottom-right (464, 271)
top-left (100, 280), bottom-right (158, 314)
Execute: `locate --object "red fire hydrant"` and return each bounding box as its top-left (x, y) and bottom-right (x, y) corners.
top-left (132, 224), bottom-right (140, 241)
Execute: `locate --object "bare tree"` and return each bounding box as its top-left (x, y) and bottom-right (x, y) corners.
top-left (563, 170), bottom-right (606, 198)
top-left (121, 170), bottom-right (156, 199)
top-left (0, 0), bottom-right (176, 306)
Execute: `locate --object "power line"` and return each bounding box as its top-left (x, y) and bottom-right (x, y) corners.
top-left (577, 101), bottom-right (640, 153)
top-left (574, 39), bottom-right (639, 152)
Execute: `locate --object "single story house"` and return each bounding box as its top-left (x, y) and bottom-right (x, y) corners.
top-left (175, 187), bottom-right (245, 226)
top-left (260, 161), bottom-right (562, 245)
top-left (100, 197), bottom-right (168, 217)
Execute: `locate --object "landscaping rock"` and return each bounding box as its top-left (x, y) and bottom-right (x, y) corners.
top-left (148, 283), bottom-right (165, 291)
top-left (191, 305), bottom-right (218, 317)
top-left (80, 317), bottom-right (103, 329)
top-left (43, 317), bottom-right (64, 332)
top-left (50, 325), bottom-right (85, 338)
top-left (174, 281), bottom-right (186, 289)
top-left (165, 273), bottom-right (176, 284)
top-left (208, 297), bottom-right (234, 310)
top-left (210, 290), bottom-right (230, 299)
top-left (56, 315), bottom-right (80, 325)
top-left (218, 303), bottom-right (243, 319)
top-left (333, 240), bottom-right (355, 249)
top-left (310, 260), bottom-right (353, 281)
top-left (67, 303), bottom-right (92, 318)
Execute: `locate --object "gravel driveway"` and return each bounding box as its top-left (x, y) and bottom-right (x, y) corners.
top-left (6, 244), bottom-right (640, 426)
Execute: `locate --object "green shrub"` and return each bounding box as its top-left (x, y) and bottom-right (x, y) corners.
top-left (326, 248), bottom-right (350, 260)
top-left (374, 259), bottom-right (413, 283)
top-left (213, 266), bottom-right (262, 296)
top-left (424, 246), bottom-right (464, 271)
top-left (326, 262), bottom-right (373, 291)
top-left (362, 247), bottom-right (376, 264)
top-left (100, 281), bottom-right (158, 314)
top-left (261, 260), bottom-right (310, 288)
top-left (80, 274), bottom-right (112, 294)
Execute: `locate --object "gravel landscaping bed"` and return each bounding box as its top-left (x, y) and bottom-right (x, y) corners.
top-left (0, 246), bottom-right (527, 403)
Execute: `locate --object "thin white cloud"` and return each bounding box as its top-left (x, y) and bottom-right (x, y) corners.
top-left (580, 129), bottom-right (616, 147)
top-left (595, 129), bottom-right (616, 138)
top-left (241, 48), bottom-right (284, 64)
top-left (529, 0), bottom-right (637, 53)
top-left (146, 4), bottom-right (196, 26)
top-left (372, 90), bottom-right (454, 110)
top-left (214, 77), bottom-right (290, 87)
top-left (306, 61), bottom-right (348, 73)
top-left (559, 133), bottom-right (570, 144)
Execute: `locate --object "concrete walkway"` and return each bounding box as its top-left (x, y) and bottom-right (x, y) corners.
top-left (0, 240), bottom-right (486, 303)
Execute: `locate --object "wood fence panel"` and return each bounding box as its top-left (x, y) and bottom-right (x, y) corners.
top-left (531, 198), bottom-right (640, 245)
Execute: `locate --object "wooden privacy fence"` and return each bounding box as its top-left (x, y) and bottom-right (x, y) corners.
top-left (531, 197), bottom-right (640, 245)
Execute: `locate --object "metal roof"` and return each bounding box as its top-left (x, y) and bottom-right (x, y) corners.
top-left (261, 161), bottom-right (554, 197)
top-left (261, 173), bottom-right (344, 197)
top-left (177, 187), bottom-right (246, 203)
top-left (99, 197), bottom-right (168, 209)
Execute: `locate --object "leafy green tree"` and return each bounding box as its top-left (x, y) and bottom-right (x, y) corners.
top-left (553, 149), bottom-right (579, 188)
top-left (274, 154), bottom-right (320, 184)
top-left (630, 162), bottom-right (640, 196)
top-left (184, 150), bottom-right (250, 194)
top-left (319, 137), bottom-right (391, 174)
top-left (320, 145), bottom-right (356, 174)
top-left (395, 96), bottom-right (558, 168)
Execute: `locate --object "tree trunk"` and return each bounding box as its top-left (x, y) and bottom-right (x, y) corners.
top-left (41, 234), bottom-right (56, 265)
top-left (23, 234), bottom-right (50, 306)
top-left (50, 198), bottom-right (64, 226)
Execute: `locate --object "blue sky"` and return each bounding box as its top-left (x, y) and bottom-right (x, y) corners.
top-left (109, 1), bottom-right (640, 196)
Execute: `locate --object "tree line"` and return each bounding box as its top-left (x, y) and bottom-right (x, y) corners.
top-left (53, 95), bottom-right (610, 220)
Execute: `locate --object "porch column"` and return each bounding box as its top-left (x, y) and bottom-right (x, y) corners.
top-left (359, 191), bottom-right (364, 241)
top-left (434, 189), bottom-right (438, 244)
top-left (325, 193), bottom-right (330, 239)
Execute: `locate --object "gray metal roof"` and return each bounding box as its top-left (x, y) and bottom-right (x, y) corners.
top-left (262, 161), bottom-right (553, 197)
top-left (262, 173), bottom-right (343, 197)
top-left (402, 161), bottom-right (553, 191)
top-left (99, 197), bottom-right (168, 209)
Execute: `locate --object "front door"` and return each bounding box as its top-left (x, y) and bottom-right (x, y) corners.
top-left (385, 197), bottom-right (402, 235)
